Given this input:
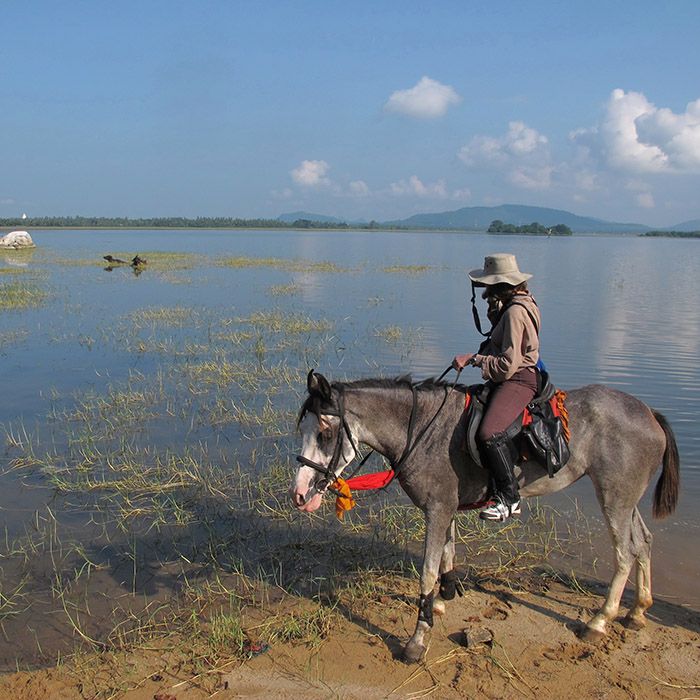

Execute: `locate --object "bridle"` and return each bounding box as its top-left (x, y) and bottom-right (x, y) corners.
top-left (295, 388), bottom-right (365, 497)
top-left (295, 366), bottom-right (462, 498)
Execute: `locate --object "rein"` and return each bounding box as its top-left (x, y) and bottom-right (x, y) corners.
top-left (296, 366), bottom-right (462, 497)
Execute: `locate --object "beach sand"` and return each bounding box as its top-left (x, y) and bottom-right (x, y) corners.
top-left (2, 569), bottom-right (698, 700)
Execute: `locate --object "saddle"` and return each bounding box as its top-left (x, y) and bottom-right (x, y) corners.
top-left (464, 371), bottom-right (571, 478)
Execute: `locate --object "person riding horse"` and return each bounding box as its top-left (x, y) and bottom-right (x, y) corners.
top-left (453, 253), bottom-right (541, 522)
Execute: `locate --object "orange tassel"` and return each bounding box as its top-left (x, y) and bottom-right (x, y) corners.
top-left (332, 478), bottom-right (355, 520)
top-left (555, 390), bottom-right (571, 441)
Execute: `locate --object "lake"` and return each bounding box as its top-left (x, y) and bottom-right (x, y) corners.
top-left (1, 228), bottom-right (698, 667)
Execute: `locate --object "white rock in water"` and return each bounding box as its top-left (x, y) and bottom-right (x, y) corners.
top-left (0, 230), bottom-right (36, 248)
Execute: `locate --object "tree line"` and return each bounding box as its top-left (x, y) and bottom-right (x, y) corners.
top-left (0, 216), bottom-right (395, 231)
top-left (487, 220), bottom-right (573, 235)
top-left (640, 230), bottom-right (700, 238)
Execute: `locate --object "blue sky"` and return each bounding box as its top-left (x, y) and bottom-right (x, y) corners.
top-left (2, 1), bottom-right (699, 226)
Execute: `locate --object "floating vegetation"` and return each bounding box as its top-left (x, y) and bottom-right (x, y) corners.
top-left (127, 305), bottom-right (197, 326)
top-left (0, 280), bottom-right (48, 310)
top-left (132, 251), bottom-right (205, 270)
top-left (0, 329), bottom-right (29, 348)
top-left (382, 264), bottom-right (431, 274)
top-left (239, 310), bottom-right (332, 334)
top-left (183, 357), bottom-right (302, 391)
top-left (218, 255), bottom-right (345, 273)
top-left (268, 283), bottom-right (301, 296)
top-left (374, 324), bottom-right (404, 342)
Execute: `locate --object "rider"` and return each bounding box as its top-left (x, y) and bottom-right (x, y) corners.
top-left (453, 253), bottom-right (541, 522)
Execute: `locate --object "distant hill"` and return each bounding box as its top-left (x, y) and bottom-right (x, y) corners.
top-left (277, 211), bottom-right (347, 224)
top-left (668, 218), bottom-right (700, 232)
top-left (385, 204), bottom-right (651, 233)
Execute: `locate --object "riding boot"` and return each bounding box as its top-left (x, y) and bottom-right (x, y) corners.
top-left (480, 432), bottom-right (521, 521)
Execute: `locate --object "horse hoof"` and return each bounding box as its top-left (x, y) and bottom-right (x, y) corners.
top-left (402, 642), bottom-right (426, 664)
top-left (580, 626), bottom-right (606, 644)
top-left (432, 599), bottom-right (446, 616)
top-left (624, 615), bottom-right (646, 631)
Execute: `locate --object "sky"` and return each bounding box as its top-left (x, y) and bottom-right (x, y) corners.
top-left (2, 1), bottom-right (699, 226)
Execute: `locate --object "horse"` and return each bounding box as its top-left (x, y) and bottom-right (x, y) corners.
top-left (290, 370), bottom-right (680, 664)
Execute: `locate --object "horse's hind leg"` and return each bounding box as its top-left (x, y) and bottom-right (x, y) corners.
top-left (624, 508), bottom-right (653, 630)
top-left (403, 509), bottom-right (454, 664)
top-left (433, 518), bottom-right (456, 617)
top-left (583, 501), bottom-right (635, 643)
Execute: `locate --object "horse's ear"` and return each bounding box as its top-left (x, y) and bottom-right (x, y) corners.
top-left (307, 369), bottom-right (332, 401)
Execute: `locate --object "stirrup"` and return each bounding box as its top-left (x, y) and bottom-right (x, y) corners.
top-left (479, 497), bottom-right (521, 522)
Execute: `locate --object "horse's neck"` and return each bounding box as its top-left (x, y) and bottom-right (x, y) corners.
top-left (344, 385), bottom-right (435, 465)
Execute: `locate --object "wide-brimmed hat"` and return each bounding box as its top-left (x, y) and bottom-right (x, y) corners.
top-left (468, 253), bottom-right (532, 287)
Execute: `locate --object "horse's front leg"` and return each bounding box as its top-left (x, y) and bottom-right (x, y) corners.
top-left (403, 510), bottom-right (454, 664)
top-left (432, 518), bottom-right (456, 617)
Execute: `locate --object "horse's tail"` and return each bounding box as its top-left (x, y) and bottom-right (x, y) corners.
top-left (652, 410), bottom-right (680, 519)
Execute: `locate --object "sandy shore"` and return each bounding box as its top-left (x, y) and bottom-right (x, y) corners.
top-left (2, 569), bottom-right (698, 700)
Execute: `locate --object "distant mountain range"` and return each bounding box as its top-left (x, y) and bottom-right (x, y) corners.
top-left (670, 218), bottom-right (700, 231)
top-left (278, 205), bottom-right (700, 234)
top-left (387, 204), bottom-right (651, 233)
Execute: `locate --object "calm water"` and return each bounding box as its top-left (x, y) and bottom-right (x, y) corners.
top-left (1, 228), bottom-right (699, 631)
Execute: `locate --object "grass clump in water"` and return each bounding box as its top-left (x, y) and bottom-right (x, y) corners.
top-left (128, 306), bottom-right (196, 326)
top-left (0, 280), bottom-right (48, 310)
top-left (218, 255), bottom-right (344, 273)
top-left (240, 310), bottom-right (332, 334)
top-left (382, 264), bottom-right (431, 274)
top-left (268, 283), bottom-right (300, 297)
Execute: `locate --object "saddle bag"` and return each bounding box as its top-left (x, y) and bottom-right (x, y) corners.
top-left (522, 397), bottom-right (570, 478)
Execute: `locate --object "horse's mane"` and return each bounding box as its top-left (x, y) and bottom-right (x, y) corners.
top-left (338, 375), bottom-right (468, 393)
top-left (297, 374), bottom-right (467, 428)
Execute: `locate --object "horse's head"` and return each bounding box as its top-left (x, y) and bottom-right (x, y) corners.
top-left (290, 370), bottom-right (358, 512)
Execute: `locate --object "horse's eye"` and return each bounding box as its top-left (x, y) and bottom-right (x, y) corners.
top-left (317, 429), bottom-right (332, 446)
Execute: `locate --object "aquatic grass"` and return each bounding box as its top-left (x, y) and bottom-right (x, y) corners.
top-left (268, 283), bottom-right (301, 296)
top-left (0, 329), bottom-right (29, 348)
top-left (382, 264), bottom-right (431, 274)
top-left (217, 255), bottom-right (345, 273)
top-left (183, 356), bottom-right (303, 392)
top-left (130, 251), bottom-right (205, 270)
top-left (127, 305), bottom-right (197, 326)
top-left (238, 310), bottom-right (332, 334)
top-left (0, 266), bottom-right (31, 275)
top-left (374, 324), bottom-right (404, 342)
top-left (52, 251), bottom-right (204, 270)
top-left (0, 280), bottom-right (48, 310)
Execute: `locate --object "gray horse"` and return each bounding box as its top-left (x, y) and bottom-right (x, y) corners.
top-left (291, 371), bottom-right (680, 663)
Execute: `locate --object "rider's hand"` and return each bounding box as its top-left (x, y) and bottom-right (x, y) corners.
top-left (452, 353), bottom-right (474, 370)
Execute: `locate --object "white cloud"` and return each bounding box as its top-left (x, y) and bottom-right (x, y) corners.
top-left (573, 89), bottom-right (700, 174)
top-left (508, 165), bottom-right (553, 190)
top-left (290, 160), bottom-right (331, 188)
top-left (459, 121), bottom-right (548, 166)
top-left (636, 192), bottom-right (655, 208)
top-left (384, 76), bottom-right (461, 119)
top-left (348, 180), bottom-right (370, 197)
top-left (451, 187), bottom-right (471, 201)
top-left (459, 121), bottom-right (552, 190)
top-left (390, 175), bottom-right (449, 198)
